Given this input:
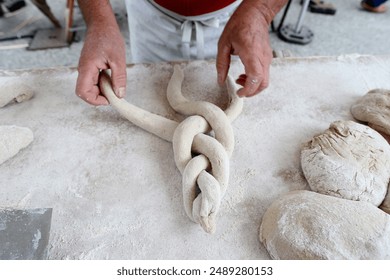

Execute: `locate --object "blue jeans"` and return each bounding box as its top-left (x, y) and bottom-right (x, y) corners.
top-left (363, 0), bottom-right (388, 7)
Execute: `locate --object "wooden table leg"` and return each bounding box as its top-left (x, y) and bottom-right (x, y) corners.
top-left (65, 0), bottom-right (74, 43)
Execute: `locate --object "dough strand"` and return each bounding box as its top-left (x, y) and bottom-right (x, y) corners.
top-left (99, 65), bottom-right (243, 233)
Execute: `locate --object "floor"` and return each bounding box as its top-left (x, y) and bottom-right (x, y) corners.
top-left (0, 0), bottom-right (390, 70)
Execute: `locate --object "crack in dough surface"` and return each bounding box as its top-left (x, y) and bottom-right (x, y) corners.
top-left (301, 120), bottom-right (390, 206)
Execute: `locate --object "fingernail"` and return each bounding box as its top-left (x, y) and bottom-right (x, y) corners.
top-left (237, 88), bottom-right (245, 97)
top-left (116, 87), bottom-right (125, 98)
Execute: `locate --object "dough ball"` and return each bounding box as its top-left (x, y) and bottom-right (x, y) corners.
top-left (259, 190), bottom-right (390, 260)
top-left (0, 125), bottom-right (34, 165)
top-left (351, 88), bottom-right (390, 137)
top-left (0, 83), bottom-right (34, 108)
top-left (301, 120), bottom-right (390, 206)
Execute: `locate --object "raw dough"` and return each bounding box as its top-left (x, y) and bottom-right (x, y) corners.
top-left (351, 88), bottom-right (390, 138)
top-left (301, 120), bottom-right (390, 206)
top-left (0, 125), bottom-right (33, 165)
top-left (380, 190), bottom-right (390, 214)
top-left (0, 83), bottom-right (34, 108)
top-left (99, 65), bottom-right (243, 233)
top-left (259, 190), bottom-right (390, 260)
top-left (168, 65), bottom-right (242, 233)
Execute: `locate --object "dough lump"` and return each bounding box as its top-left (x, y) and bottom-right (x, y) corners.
top-left (380, 191), bottom-right (390, 214)
top-left (351, 88), bottom-right (390, 137)
top-left (0, 83), bottom-right (34, 108)
top-left (301, 120), bottom-right (390, 206)
top-left (259, 190), bottom-right (390, 260)
top-left (0, 125), bottom-right (33, 165)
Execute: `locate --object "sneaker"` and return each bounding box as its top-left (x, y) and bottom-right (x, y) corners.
top-left (300, 0), bottom-right (337, 15)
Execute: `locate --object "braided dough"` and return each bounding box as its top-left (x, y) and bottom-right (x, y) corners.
top-left (99, 65), bottom-right (243, 233)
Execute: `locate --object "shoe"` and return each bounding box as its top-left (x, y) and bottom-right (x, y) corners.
top-left (0, 0), bottom-right (26, 17)
top-left (301, 0), bottom-right (337, 15)
top-left (361, 0), bottom-right (387, 13)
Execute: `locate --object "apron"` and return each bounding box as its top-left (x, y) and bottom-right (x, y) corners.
top-left (125, 0), bottom-right (241, 63)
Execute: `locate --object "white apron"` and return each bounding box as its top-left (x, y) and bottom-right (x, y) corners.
top-left (125, 0), bottom-right (241, 63)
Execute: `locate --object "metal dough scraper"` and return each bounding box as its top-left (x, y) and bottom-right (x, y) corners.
top-left (0, 208), bottom-right (53, 260)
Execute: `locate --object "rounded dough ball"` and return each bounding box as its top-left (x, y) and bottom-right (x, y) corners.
top-left (301, 120), bottom-right (390, 206)
top-left (351, 88), bottom-right (390, 137)
top-left (259, 190), bottom-right (390, 260)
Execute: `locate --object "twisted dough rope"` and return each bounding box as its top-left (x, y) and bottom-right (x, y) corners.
top-left (99, 65), bottom-right (243, 233)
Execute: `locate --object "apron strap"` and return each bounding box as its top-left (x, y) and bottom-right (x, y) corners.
top-left (148, 0), bottom-right (240, 60)
top-left (181, 18), bottom-right (220, 60)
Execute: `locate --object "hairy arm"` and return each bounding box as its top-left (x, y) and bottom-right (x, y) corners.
top-left (76, 0), bottom-right (127, 105)
top-left (217, 0), bottom-right (288, 97)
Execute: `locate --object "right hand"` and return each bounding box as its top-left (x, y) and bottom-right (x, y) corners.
top-left (76, 24), bottom-right (127, 106)
top-left (216, 0), bottom-right (273, 98)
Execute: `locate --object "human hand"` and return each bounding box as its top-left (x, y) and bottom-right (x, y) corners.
top-left (216, 1), bottom-right (274, 98)
top-left (76, 24), bottom-right (127, 106)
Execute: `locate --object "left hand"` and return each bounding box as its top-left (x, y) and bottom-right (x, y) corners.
top-left (216, 1), bottom-right (274, 97)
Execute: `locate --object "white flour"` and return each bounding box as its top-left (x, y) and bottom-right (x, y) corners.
top-left (1, 56), bottom-right (390, 259)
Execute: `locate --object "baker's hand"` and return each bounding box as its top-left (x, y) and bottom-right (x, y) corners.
top-left (76, 24), bottom-right (127, 105)
top-left (217, 1), bottom-right (274, 98)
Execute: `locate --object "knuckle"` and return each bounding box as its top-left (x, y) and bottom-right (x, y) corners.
top-left (112, 73), bottom-right (127, 86)
top-left (75, 89), bottom-right (85, 99)
top-left (114, 72), bottom-right (127, 80)
top-left (75, 84), bottom-right (82, 97)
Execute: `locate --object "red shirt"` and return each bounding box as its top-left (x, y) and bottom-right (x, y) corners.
top-left (154, 0), bottom-right (237, 16)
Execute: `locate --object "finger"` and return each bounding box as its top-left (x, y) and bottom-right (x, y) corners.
top-left (216, 43), bottom-right (232, 86)
top-left (246, 65), bottom-right (269, 98)
top-left (81, 85), bottom-right (110, 106)
top-left (76, 63), bottom-right (109, 106)
top-left (237, 62), bottom-right (270, 98)
top-left (109, 60), bottom-right (127, 98)
top-left (236, 74), bottom-right (246, 85)
top-left (237, 54), bottom-right (264, 97)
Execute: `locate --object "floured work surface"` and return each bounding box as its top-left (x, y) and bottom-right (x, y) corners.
top-left (1, 56), bottom-right (390, 259)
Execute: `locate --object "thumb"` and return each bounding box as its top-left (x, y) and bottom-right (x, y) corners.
top-left (109, 61), bottom-right (127, 98)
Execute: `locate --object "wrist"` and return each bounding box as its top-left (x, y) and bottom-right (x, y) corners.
top-left (243, 0), bottom-right (287, 24)
top-left (78, 0), bottom-right (118, 28)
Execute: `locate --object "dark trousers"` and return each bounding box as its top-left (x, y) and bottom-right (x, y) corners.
top-left (364, 0), bottom-right (388, 7)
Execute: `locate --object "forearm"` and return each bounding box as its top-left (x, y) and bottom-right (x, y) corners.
top-left (78, 0), bottom-right (118, 28)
